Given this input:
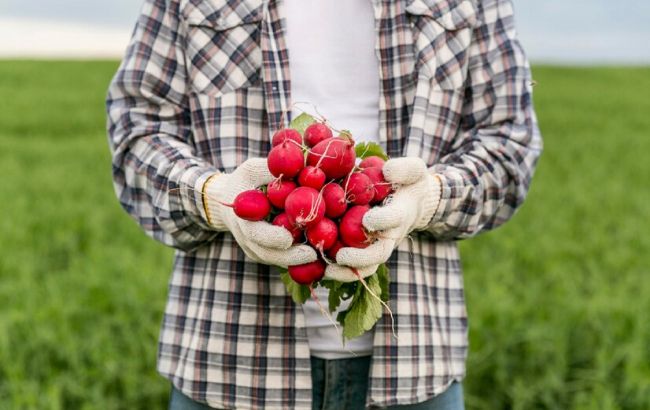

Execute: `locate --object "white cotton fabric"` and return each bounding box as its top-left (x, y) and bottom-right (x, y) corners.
top-left (285, 0), bottom-right (381, 359)
top-left (285, 0), bottom-right (380, 144)
top-left (204, 158), bottom-right (317, 268)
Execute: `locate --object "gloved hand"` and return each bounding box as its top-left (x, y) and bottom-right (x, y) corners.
top-left (323, 264), bottom-right (379, 283)
top-left (202, 158), bottom-right (317, 268)
top-left (324, 157), bottom-right (442, 281)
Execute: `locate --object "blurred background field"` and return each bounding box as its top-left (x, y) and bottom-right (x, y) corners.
top-left (0, 61), bottom-right (649, 409)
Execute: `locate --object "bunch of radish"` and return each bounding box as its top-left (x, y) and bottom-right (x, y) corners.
top-left (226, 113), bottom-right (395, 339)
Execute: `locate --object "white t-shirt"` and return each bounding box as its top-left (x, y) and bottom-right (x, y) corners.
top-left (284, 0), bottom-right (381, 359)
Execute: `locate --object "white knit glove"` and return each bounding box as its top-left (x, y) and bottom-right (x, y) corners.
top-left (323, 264), bottom-right (379, 283)
top-left (202, 158), bottom-right (317, 268)
top-left (324, 157), bottom-right (442, 281)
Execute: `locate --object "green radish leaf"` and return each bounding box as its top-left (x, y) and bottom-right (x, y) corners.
top-left (376, 263), bottom-right (390, 303)
top-left (340, 282), bottom-right (358, 300)
top-left (355, 142), bottom-right (389, 160)
top-left (321, 280), bottom-right (344, 312)
top-left (280, 270), bottom-right (310, 304)
top-left (289, 112), bottom-right (316, 135)
top-left (328, 288), bottom-right (343, 312)
top-left (341, 274), bottom-right (383, 339)
top-left (320, 279), bottom-right (335, 289)
top-left (336, 309), bottom-right (349, 325)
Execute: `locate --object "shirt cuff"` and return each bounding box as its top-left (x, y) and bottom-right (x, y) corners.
top-left (426, 165), bottom-right (467, 237)
top-left (178, 166), bottom-right (221, 231)
top-left (202, 171), bottom-right (231, 231)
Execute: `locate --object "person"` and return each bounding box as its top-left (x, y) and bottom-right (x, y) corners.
top-left (106, 0), bottom-right (541, 408)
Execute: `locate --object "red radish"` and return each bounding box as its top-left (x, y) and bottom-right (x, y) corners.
top-left (339, 205), bottom-right (371, 248)
top-left (362, 167), bottom-right (392, 203)
top-left (284, 186), bottom-right (326, 229)
top-left (267, 179), bottom-right (297, 209)
top-left (272, 128), bottom-right (302, 147)
top-left (268, 141), bottom-right (305, 178)
top-left (306, 136), bottom-right (356, 180)
top-left (306, 218), bottom-right (338, 251)
top-left (227, 190), bottom-right (271, 221)
top-left (272, 213), bottom-right (303, 243)
top-left (342, 172), bottom-right (375, 205)
top-left (358, 156), bottom-right (385, 169)
top-left (321, 183), bottom-right (347, 218)
top-left (304, 123), bottom-right (333, 147)
top-left (288, 260), bottom-right (325, 285)
top-left (327, 240), bottom-right (345, 260)
top-left (297, 166), bottom-right (326, 190)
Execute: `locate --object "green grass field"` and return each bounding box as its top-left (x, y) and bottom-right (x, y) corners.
top-left (0, 61), bottom-right (649, 409)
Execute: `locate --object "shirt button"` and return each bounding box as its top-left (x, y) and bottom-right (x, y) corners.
top-left (216, 17), bottom-right (226, 27)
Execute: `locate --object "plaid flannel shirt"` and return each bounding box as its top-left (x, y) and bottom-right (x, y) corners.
top-left (106, 0), bottom-right (542, 408)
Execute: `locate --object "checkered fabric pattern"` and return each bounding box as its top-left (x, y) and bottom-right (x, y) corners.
top-left (106, 0), bottom-right (542, 408)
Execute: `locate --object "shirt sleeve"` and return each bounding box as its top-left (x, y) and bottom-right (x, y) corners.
top-left (427, 0), bottom-right (543, 239)
top-left (106, 0), bottom-right (219, 251)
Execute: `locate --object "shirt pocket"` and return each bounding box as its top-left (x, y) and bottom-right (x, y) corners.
top-left (406, 0), bottom-right (478, 90)
top-left (181, 0), bottom-right (264, 96)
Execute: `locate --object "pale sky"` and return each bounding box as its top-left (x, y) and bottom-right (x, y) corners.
top-left (0, 0), bottom-right (649, 62)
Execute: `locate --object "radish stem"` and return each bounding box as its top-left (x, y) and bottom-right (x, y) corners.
top-left (309, 284), bottom-right (340, 333)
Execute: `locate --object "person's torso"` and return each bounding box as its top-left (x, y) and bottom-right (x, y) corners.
top-left (161, 0), bottom-right (477, 408)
